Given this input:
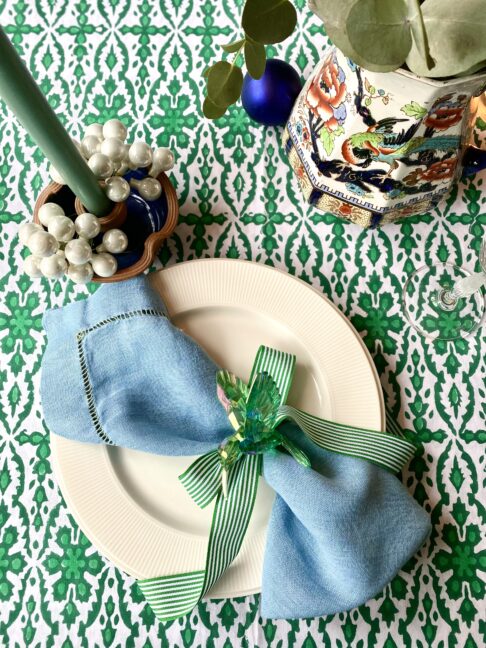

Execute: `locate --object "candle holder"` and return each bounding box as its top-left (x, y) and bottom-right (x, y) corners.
top-left (33, 171), bottom-right (179, 283)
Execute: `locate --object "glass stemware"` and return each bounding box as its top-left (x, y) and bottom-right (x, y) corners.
top-left (403, 238), bottom-right (486, 341)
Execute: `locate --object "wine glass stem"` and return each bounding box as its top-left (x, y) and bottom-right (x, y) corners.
top-left (437, 288), bottom-right (458, 311)
top-left (438, 272), bottom-right (486, 311)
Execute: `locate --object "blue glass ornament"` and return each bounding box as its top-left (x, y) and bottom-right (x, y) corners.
top-left (241, 59), bottom-right (302, 127)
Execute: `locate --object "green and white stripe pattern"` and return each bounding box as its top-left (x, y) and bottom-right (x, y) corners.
top-left (277, 405), bottom-right (414, 473)
top-left (139, 454), bottom-right (261, 621)
top-left (139, 346), bottom-right (417, 622)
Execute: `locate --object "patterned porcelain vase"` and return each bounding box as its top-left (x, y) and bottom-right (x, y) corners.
top-left (284, 46), bottom-right (486, 228)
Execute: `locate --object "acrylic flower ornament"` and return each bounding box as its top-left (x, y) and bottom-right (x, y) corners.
top-left (216, 370), bottom-right (310, 495)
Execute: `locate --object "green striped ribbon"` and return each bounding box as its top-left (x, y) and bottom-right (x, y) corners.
top-left (139, 345), bottom-right (417, 622)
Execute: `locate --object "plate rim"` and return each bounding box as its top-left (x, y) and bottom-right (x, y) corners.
top-left (50, 258), bottom-right (384, 597)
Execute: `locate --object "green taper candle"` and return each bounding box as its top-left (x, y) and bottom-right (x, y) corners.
top-left (0, 28), bottom-right (112, 216)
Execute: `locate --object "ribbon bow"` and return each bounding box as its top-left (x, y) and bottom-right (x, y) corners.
top-left (139, 346), bottom-right (416, 622)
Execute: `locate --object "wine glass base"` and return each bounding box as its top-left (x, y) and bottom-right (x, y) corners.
top-left (403, 263), bottom-right (485, 341)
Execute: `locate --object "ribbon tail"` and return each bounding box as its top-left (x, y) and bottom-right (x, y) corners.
top-left (277, 405), bottom-right (416, 473)
top-left (179, 449), bottom-right (222, 508)
top-left (138, 570), bottom-right (205, 622)
top-left (139, 453), bottom-right (261, 622)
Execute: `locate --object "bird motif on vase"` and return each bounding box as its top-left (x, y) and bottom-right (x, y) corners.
top-left (341, 117), bottom-right (460, 176)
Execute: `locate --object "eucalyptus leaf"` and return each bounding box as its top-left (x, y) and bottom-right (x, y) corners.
top-left (406, 0), bottom-right (434, 71)
top-left (308, 0), bottom-right (401, 73)
top-left (406, 0), bottom-right (486, 78)
top-left (207, 61), bottom-right (244, 107)
top-left (346, 0), bottom-right (412, 70)
top-left (242, 0), bottom-right (297, 45)
top-left (245, 39), bottom-right (266, 79)
top-left (203, 97), bottom-right (227, 119)
top-left (221, 38), bottom-right (246, 54)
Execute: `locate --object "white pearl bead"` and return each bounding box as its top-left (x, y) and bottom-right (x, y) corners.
top-left (27, 230), bottom-right (59, 257)
top-left (116, 161), bottom-right (131, 175)
top-left (91, 252), bottom-right (118, 278)
top-left (102, 228), bottom-right (128, 254)
top-left (100, 137), bottom-right (125, 163)
top-left (84, 123), bottom-right (104, 139)
top-left (95, 243), bottom-right (106, 253)
top-left (88, 152), bottom-right (114, 179)
top-left (74, 213), bottom-right (101, 239)
top-left (38, 202), bottom-right (65, 227)
top-left (103, 119), bottom-right (127, 142)
top-left (128, 142), bottom-right (152, 168)
top-left (50, 164), bottom-right (65, 185)
top-left (48, 215), bottom-right (76, 242)
top-left (104, 176), bottom-right (130, 202)
top-left (39, 254), bottom-right (68, 279)
top-left (68, 262), bottom-right (94, 284)
top-left (23, 255), bottom-right (43, 278)
top-left (149, 147), bottom-right (175, 176)
top-left (18, 222), bottom-right (43, 245)
top-left (132, 177), bottom-right (162, 201)
top-left (81, 135), bottom-right (102, 159)
top-left (65, 238), bottom-right (93, 265)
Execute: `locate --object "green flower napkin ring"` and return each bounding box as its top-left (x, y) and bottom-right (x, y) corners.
top-left (139, 345), bottom-right (417, 622)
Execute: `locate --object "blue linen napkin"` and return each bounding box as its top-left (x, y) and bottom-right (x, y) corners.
top-left (41, 275), bottom-right (430, 619)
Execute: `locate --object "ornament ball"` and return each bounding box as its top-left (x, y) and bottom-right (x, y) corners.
top-left (241, 58), bottom-right (302, 127)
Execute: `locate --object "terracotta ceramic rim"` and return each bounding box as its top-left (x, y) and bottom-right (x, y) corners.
top-left (32, 173), bottom-right (179, 283)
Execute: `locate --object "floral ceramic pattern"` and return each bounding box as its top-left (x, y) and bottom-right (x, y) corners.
top-left (0, 2), bottom-right (484, 647)
top-left (286, 46), bottom-right (486, 226)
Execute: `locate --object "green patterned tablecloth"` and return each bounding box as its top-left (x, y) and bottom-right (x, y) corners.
top-left (0, 2), bottom-right (484, 646)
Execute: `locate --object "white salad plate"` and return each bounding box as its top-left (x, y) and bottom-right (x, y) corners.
top-left (50, 259), bottom-right (384, 598)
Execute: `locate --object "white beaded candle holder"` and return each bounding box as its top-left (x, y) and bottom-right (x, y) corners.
top-left (32, 172), bottom-right (178, 283)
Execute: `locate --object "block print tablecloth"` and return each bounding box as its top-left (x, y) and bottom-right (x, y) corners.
top-left (0, 2), bottom-right (484, 646)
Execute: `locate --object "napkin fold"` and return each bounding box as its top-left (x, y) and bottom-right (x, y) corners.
top-left (262, 424), bottom-right (429, 618)
top-left (42, 277), bottom-right (232, 455)
top-left (41, 275), bottom-right (430, 620)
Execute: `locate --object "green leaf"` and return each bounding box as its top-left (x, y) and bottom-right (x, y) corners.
top-left (203, 96), bottom-right (228, 119)
top-left (221, 38), bottom-right (246, 54)
top-left (244, 39), bottom-right (266, 79)
top-left (242, 0), bottom-right (297, 45)
top-left (245, 372), bottom-right (281, 437)
top-left (216, 370), bottom-right (249, 429)
top-left (476, 116), bottom-right (486, 131)
top-left (346, 0), bottom-right (412, 70)
top-left (207, 61), bottom-right (244, 107)
top-left (407, 0), bottom-right (434, 71)
top-left (280, 437), bottom-right (311, 468)
top-left (320, 128), bottom-right (336, 156)
top-left (309, 0), bottom-right (394, 73)
top-left (406, 0), bottom-right (486, 77)
top-left (401, 101), bottom-right (427, 119)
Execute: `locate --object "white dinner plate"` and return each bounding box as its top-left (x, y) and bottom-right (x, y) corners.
top-left (50, 259), bottom-right (384, 598)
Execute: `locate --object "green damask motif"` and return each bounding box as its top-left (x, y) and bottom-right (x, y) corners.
top-left (0, 1), bottom-right (484, 646)
top-left (434, 502), bottom-right (486, 603)
top-left (43, 527), bottom-right (103, 602)
top-left (0, 288), bottom-right (43, 375)
top-left (0, 506), bottom-right (26, 600)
